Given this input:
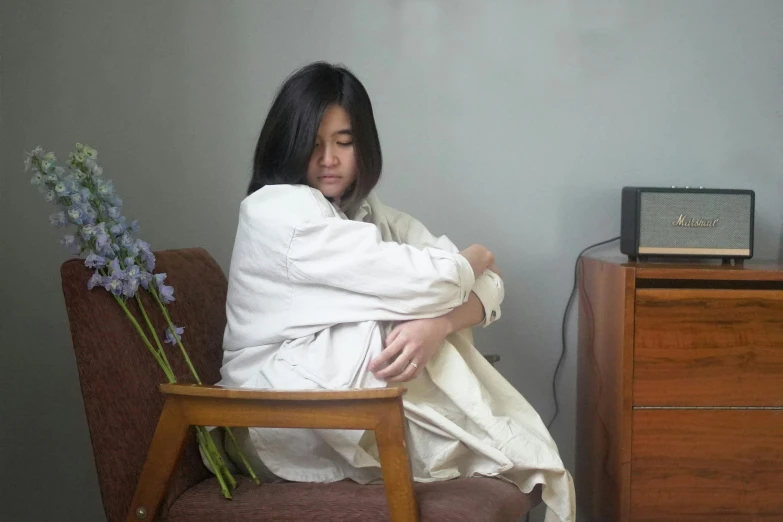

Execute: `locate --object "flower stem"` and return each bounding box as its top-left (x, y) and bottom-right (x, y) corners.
top-left (199, 426), bottom-right (237, 490)
top-left (149, 285), bottom-right (202, 384)
top-left (224, 427), bottom-right (261, 485)
top-left (196, 427), bottom-right (232, 499)
top-left (113, 295), bottom-right (176, 384)
top-left (147, 284), bottom-right (259, 484)
top-left (134, 294), bottom-right (174, 377)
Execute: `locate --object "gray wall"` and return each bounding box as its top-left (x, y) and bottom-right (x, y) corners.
top-left (2, 1), bottom-right (783, 521)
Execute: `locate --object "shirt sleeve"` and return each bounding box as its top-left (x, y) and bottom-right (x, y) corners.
top-left (393, 210), bottom-right (505, 328)
top-left (285, 217), bottom-right (476, 330)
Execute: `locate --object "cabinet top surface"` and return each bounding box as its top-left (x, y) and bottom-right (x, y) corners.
top-left (585, 253), bottom-right (783, 281)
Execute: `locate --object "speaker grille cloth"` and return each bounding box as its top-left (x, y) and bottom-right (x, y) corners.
top-left (639, 192), bottom-right (751, 249)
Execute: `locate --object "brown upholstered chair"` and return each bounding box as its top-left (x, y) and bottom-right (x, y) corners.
top-left (61, 247), bottom-right (541, 522)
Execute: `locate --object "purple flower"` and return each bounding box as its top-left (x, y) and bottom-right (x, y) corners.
top-left (138, 271), bottom-right (153, 289)
top-left (80, 224), bottom-right (96, 239)
top-left (141, 251), bottom-right (155, 272)
top-left (87, 273), bottom-right (105, 290)
top-left (96, 180), bottom-right (115, 200)
top-left (44, 190), bottom-right (56, 203)
top-left (109, 257), bottom-right (123, 276)
top-left (135, 240), bottom-right (155, 271)
top-left (60, 234), bottom-right (77, 248)
top-left (49, 211), bottom-right (67, 227)
top-left (102, 260), bottom-right (127, 296)
top-left (82, 205), bottom-right (98, 225)
top-left (95, 229), bottom-right (111, 251)
top-left (120, 233), bottom-right (133, 248)
top-left (158, 284), bottom-right (175, 303)
top-left (66, 206), bottom-right (85, 225)
top-left (122, 277), bottom-right (139, 297)
top-left (164, 326), bottom-right (184, 345)
top-left (85, 252), bottom-right (107, 268)
top-left (60, 234), bottom-right (82, 254)
top-left (107, 207), bottom-right (121, 219)
top-left (64, 177), bottom-right (81, 194)
top-left (109, 220), bottom-right (126, 235)
top-left (103, 277), bottom-right (124, 296)
top-left (126, 240), bottom-right (141, 257)
top-left (54, 182), bottom-right (69, 196)
top-left (125, 263), bottom-right (141, 280)
top-left (154, 273), bottom-right (175, 303)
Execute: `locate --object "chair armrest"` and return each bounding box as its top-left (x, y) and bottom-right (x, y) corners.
top-left (127, 384), bottom-right (418, 522)
top-left (161, 383), bottom-right (405, 400)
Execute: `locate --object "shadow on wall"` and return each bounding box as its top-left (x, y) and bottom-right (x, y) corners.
top-left (779, 215), bottom-right (783, 262)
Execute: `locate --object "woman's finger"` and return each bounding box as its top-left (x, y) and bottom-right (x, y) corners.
top-left (385, 324), bottom-right (402, 346)
top-left (369, 335), bottom-right (406, 371)
top-left (376, 344), bottom-right (416, 380)
top-left (387, 358), bottom-right (420, 383)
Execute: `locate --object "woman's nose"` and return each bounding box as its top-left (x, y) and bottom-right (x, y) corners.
top-left (319, 145), bottom-right (339, 167)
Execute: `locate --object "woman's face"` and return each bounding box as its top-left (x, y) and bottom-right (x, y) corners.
top-left (306, 104), bottom-right (357, 206)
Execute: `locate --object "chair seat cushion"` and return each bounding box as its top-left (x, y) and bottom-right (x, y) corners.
top-left (163, 476), bottom-right (539, 522)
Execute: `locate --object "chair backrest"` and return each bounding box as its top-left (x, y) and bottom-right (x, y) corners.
top-left (61, 247), bottom-right (227, 522)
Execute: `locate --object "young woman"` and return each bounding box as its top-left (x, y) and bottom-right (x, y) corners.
top-left (216, 62), bottom-right (575, 522)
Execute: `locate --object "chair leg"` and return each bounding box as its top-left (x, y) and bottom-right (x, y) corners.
top-left (374, 400), bottom-right (420, 522)
top-left (126, 397), bottom-right (191, 522)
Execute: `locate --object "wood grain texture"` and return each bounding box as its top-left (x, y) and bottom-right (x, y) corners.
top-left (578, 256), bottom-right (783, 522)
top-left (585, 254), bottom-right (783, 281)
top-left (126, 398), bottom-right (191, 522)
top-left (160, 383), bottom-right (405, 401)
top-left (576, 257), bottom-right (635, 522)
top-left (375, 408), bottom-right (419, 522)
top-left (128, 387), bottom-right (420, 522)
top-left (631, 410), bottom-right (783, 521)
top-left (634, 289), bottom-right (783, 406)
top-left (634, 263), bottom-right (783, 281)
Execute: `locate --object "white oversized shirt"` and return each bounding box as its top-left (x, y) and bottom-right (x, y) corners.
top-left (218, 185), bottom-right (576, 522)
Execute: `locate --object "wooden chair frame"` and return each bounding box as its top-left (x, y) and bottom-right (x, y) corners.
top-left (127, 385), bottom-right (418, 522)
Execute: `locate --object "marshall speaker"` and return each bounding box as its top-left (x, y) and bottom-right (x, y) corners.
top-left (621, 186), bottom-right (755, 262)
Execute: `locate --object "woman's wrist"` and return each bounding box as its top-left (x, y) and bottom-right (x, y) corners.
top-left (435, 315), bottom-right (456, 338)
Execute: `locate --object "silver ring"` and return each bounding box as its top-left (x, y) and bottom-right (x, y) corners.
top-left (409, 361), bottom-right (419, 369)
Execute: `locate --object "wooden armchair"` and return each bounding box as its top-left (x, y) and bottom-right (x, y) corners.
top-left (61, 247), bottom-right (540, 522)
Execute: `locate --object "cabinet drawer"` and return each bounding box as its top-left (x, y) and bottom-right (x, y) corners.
top-left (631, 410), bottom-right (783, 521)
top-left (633, 289), bottom-right (783, 406)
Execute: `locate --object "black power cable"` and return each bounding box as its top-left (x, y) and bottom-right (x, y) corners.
top-left (546, 236), bottom-right (620, 430)
top-left (525, 236), bottom-right (620, 522)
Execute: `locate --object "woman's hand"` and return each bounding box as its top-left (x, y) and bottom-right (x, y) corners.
top-left (369, 318), bottom-right (451, 382)
top-left (460, 244), bottom-right (494, 277)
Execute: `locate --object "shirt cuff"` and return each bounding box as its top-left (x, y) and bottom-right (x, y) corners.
top-left (471, 270), bottom-right (504, 327)
top-left (452, 253), bottom-right (477, 303)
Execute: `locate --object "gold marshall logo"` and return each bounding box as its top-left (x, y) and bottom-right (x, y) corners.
top-left (672, 214), bottom-right (719, 227)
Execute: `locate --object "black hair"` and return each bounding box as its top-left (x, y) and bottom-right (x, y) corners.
top-left (248, 61), bottom-right (382, 210)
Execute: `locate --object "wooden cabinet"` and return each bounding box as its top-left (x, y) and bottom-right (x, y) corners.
top-left (576, 256), bottom-right (783, 522)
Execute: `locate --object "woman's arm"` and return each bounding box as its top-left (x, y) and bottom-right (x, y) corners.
top-left (371, 197), bottom-right (505, 328)
top-left (440, 290), bottom-right (486, 334)
top-left (282, 218), bottom-right (485, 335)
top-left (368, 291), bottom-right (485, 382)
